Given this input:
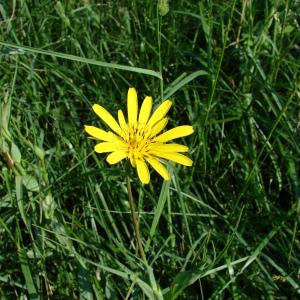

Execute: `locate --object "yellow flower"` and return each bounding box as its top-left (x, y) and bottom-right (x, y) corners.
top-left (85, 88), bottom-right (194, 184)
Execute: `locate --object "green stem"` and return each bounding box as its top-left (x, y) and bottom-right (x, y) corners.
top-left (126, 176), bottom-right (147, 264)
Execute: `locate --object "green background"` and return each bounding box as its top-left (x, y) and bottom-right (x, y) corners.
top-left (0, 0), bottom-right (299, 299)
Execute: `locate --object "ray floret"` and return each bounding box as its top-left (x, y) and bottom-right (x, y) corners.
top-left (85, 88), bottom-right (194, 184)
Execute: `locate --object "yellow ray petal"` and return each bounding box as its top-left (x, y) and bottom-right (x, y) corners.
top-left (136, 159), bottom-right (150, 184)
top-left (130, 157), bottom-right (136, 168)
top-left (94, 142), bottom-right (118, 153)
top-left (127, 88), bottom-right (138, 125)
top-left (147, 100), bottom-right (172, 128)
top-left (106, 150), bottom-right (127, 164)
top-left (84, 125), bottom-right (112, 141)
top-left (149, 143), bottom-right (189, 152)
top-left (155, 125), bottom-right (194, 142)
top-left (146, 157), bottom-right (170, 180)
top-left (151, 151), bottom-right (193, 166)
top-left (149, 118), bottom-right (168, 137)
top-left (92, 104), bottom-right (121, 134)
top-left (110, 134), bottom-right (126, 148)
top-left (118, 109), bottom-right (127, 128)
top-left (138, 96), bottom-right (152, 124)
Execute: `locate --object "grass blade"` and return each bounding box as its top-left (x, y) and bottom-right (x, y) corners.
top-left (0, 41), bottom-right (162, 79)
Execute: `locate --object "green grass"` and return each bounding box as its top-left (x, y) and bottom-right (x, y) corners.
top-left (0, 0), bottom-right (299, 298)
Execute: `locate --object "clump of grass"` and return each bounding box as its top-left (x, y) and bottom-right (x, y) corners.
top-left (0, 0), bottom-right (299, 299)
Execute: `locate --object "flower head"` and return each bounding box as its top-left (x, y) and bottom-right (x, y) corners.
top-left (85, 88), bottom-right (193, 184)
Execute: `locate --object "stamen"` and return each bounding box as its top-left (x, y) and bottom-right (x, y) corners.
top-left (121, 121), bottom-right (157, 159)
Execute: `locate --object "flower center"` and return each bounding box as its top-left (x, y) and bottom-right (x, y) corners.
top-left (121, 123), bottom-right (155, 159)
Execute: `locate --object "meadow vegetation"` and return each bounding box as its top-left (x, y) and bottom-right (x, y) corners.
top-left (0, 0), bottom-right (299, 298)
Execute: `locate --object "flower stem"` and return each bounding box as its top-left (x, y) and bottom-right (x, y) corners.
top-left (126, 176), bottom-right (147, 265)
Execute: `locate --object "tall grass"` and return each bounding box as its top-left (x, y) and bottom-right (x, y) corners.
top-left (0, 0), bottom-right (299, 299)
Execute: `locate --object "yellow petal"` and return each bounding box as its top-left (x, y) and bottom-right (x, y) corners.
top-left (149, 118), bottom-right (168, 137)
top-left (127, 88), bottom-right (138, 125)
top-left (146, 157), bottom-right (170, 180)
top-left (130, 157), bottom-right (136, 168)
top-left (106, 150), bottom-right (127, 164)
top-left (92, 104), bottom-right (121, 134)
top-left (149, 143), bottom-right (189, 152)
top-left (84, 125), bottom-right (112, 141)
top-left (118, 109), bottom-right (127, 128)
top-left (138, 96), bottom-right (152, 124)
top-left (147, 100), bottom-right (172, 128)
top-left (111, 134), bottom-right (126, 148)
top-left (94, 142), bottom-right (118, 153)
top-left (155, 126), bottom-right (194, 142)
top-left (152, 152), bottom-right (193, 166)
top-left (136, 159), bottom-right (150, 184)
